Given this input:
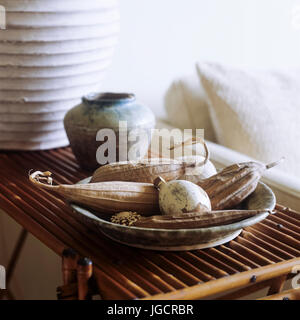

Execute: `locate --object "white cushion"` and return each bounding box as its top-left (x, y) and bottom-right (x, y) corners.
top-left (196, 62), bottom-right (300, 177)
top-left (164, 71), bottom-right (216, 142)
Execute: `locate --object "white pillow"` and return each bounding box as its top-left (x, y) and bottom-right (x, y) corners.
top-left (196, 62), bottom-right (300, 177)
top-left (164, 71), bottom-right (216, 142)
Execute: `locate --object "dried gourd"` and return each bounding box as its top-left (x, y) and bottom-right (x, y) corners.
top-left (197, 160), bottom-right (283, 210)
top-left (29, 171), bottom-right (159, 215)
top-left (133, 209), bottom-right (270, 229)
top-left (177, 155), bottom-right (217, 182)
top-left (154, 177), bottom-right (211, 215)
top-left (90, 158), bottom-right (190, 184)
top-left (91, 138), bottom-right (210, 184)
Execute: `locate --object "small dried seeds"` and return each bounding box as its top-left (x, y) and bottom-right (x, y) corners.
top-left (111, 212), bottom-right (142, 226)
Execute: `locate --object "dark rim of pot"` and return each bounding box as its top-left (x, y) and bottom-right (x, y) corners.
top-left (82, 92), bottom-right (136, 104)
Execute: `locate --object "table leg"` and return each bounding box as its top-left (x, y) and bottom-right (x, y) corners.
top-left (62, 248), bottom-right (78, 285)
top-left (58, 251), bottom-right (94, 300)
top-left (77, 258), bottom-right (93, 300)
top-left (267, 274), bottom-right (287, 295)
top-left (57, 248), bottom-right (78, 300)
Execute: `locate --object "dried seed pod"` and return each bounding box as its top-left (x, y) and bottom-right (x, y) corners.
top-left (111, 212), bottom-right (141, 226)
top-left (90, 158), bottom-right (190, 184)
top-left (133, 209), bottom-right (270, 229)
top-left (197, 159), bottom-right (283, 210)
top-left (29, 171), bottom-right (159, 215)
top-left (91, 138), bottom-right (210, 184)
top-left (154, 176), bottom-right (211, 215)
top-left (177, 155), bottom-right (217, 181)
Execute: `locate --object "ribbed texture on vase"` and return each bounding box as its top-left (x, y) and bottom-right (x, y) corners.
top-left (0, 0), bottom-right (119, 151)
top-left (0, 60), bottom-right (112, 78)
top-left (0, 139), bottom-right (70, 151)
top-left (0, 71), bottom-right (107, 90)
top-left (0, 110), bottom-right (69, 122)
top-left (0, 100), bottom-right (79, 114)
top-left (0, 129), bottom-right (67, 142)
top-left (6, 9), bottom-right (120, 28)
top-left (0, 37), bottom-right (119, 55)
top-left (2, 0), bottom-right (118, 12)
top-left (0, 24), bottom-right (120, 41)
top-left (0, 120), bottom-right (64, 132)
top-left (0, 82), bottom-right (103, 102)
top-left (0, 48), bottom-right (115, 67)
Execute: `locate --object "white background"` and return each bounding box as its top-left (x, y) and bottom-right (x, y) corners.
top-left (102, 0), bottom-right (300, 118)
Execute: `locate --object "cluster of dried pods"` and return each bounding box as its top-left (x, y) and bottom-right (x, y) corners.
top-left (29, 154), bottom-right (281, 229)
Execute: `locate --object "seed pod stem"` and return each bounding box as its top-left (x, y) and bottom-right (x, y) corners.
top-left (153, 176), bottom-right (167, 189)
top-left (266, 157), bottom-right (285, 170)
top-left (169, 136), bottom-right (210, 167)
top-left (29, 171), bottom-right (58, 191)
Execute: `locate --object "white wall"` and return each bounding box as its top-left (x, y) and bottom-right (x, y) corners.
top-left (102, 0), bottom-right (300, 118)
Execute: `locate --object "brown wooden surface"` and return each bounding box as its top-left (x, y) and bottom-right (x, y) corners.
top-left (0, 148), bottom-right (299, 300)
top-left (260, 288), bottom-right (300, 300)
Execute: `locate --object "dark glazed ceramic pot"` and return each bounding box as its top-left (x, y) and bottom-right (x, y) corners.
top-left (64, 92), bottom-right (156, 171)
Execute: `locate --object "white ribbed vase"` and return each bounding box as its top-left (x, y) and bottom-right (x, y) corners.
top-left (0, 0), bottom-right (120, 150)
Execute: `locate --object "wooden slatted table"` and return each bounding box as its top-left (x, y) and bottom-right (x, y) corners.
top-left (0, 148), bottom-right (299, 300)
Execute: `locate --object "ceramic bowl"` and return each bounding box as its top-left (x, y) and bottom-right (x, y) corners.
top-left (70, 178), bottom-right (276, 251)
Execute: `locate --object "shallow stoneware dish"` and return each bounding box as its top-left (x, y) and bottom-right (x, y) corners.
top-left (70, 178), bottom-right (276, 251)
